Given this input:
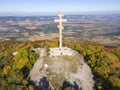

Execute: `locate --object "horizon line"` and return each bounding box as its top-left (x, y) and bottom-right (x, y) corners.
top-left (0, 11), bottom-right (120, 16)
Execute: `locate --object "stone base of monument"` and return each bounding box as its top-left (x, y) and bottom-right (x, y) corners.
top-left (50, 47), bottom-right (73, 57)
top-left (32, 47), bottom-right (73, 57)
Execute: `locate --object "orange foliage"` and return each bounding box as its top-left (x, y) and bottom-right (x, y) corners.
top-left (2, 65), bottom-right (11, 76)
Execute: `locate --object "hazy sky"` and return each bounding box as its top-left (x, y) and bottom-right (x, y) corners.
top-left (0, 0), bottom-right (120, 15)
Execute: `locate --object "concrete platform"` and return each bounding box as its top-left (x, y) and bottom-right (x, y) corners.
top-left (50, 47), bottom-right (73, 57)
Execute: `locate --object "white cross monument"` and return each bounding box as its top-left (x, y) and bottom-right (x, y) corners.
top-left (54, 12), bottom-right (67, 49)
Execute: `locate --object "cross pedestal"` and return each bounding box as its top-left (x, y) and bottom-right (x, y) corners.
top-left (54, 12), bottom-right (67, 49)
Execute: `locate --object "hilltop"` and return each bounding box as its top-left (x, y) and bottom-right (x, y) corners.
top-left (0, 40), bottom-right (120, 90)
top-left (29, 48), bottom-right (94, 90)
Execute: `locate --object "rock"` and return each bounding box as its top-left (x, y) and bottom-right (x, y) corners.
top-left (44, 64), bottom-right (48, 69)
top-left (12, 52), bottom-right (18, 56)
top-left (28, 48), bottom-right (95, 90)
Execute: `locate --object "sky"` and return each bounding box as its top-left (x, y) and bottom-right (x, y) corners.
top-left (0, 0), bottom-right (120, 15)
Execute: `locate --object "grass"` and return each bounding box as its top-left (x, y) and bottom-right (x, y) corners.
top-left (48, 73), bottom-right (65, 89)
top-left (62, 53), bottom-right (83, 73)
top-left (43, 56), bottom-right (53, 66)
top-left (42, 52), bottom-right (84, 89)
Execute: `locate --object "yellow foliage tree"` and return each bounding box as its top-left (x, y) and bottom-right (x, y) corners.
top-left (14, 58), bottom-right (29, 70)
top-left (2, 65), bottom-right (11, 76)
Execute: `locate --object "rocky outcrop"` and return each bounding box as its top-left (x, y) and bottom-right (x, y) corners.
top-left (29, 48), bottom-right (94, 90)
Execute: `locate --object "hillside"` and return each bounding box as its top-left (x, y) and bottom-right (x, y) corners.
top-left (0, 40), bottom-right (120, 90)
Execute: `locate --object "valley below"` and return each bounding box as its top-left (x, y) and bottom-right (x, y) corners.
top-left (0, 14), bottom-right (120, 46)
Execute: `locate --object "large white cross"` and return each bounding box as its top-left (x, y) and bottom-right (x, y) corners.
top-left (54, 12), bottom-right (67, 49)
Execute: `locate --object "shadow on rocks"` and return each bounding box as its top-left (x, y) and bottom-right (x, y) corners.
top-left (62, 81), bottom-right (82, 90)
top-left (28, 76), bottom-right (52, 90)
